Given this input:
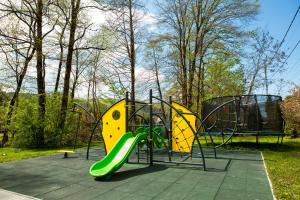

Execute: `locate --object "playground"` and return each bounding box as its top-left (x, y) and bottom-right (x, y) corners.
top-left (1, 1), bottom-right (300, 199)
top-left (0, 90), bottom-right (280, 200)
top-left (0, 148), bottom-right (273, 200)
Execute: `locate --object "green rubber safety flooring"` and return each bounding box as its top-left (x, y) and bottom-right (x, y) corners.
top-left (0, 149), bottom-right (273, 200)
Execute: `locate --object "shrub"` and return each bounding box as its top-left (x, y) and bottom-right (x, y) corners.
top-left (281, 87), bottom-right (300, 134)
top-left (10, 96), bottom-right (40, 147)
top-left (10, 94), bottom-right (78, 148)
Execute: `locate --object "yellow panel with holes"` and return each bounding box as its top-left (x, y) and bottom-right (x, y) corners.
top-left (171, 102), bottom-right (196, 153)
top-left (102, 99), bottom-right (126, 153)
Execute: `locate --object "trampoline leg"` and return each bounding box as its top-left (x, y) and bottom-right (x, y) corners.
top-left (137, 144), bottom-right (140, 163)
top-left (204, 136), bottom-right (208, 146)
top-left (277, 136), bottom-right (279, 144)
top-left (222, 132), bottom-right (225, 143)
top-left (256, 134), bottom-right (258, 145)
top-left (281, 135), bottom-right (284, 144)
top-left (214, 147), bottom-right (217, 159)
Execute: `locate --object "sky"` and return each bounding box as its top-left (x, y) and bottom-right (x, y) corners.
top-left (253, 0), bottom-right (300, 97)
top-left (144, 0), bottom-right (300, 98)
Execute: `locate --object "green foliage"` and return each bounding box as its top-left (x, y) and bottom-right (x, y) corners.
top-left (9, 94), bottom-right (78, 148)
top-left (204, 52), bottom-right (246, 99)
top-left (0, 87), bottom-right (8, 128)
top-left (44, 93), bottom-right (61, 145)
top-left (10, 96), bottom-right (40, 147)
top-left (281, 87), bottom-right (300, 134)
top-left (0, 105), bottom-right (5, 128)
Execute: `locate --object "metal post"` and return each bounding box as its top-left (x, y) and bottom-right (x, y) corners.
top-left (149, 89), bottom-right (153, 166)
top-left (125, 92), bottom-right (129, 163)
top-left (125, 92), bottom-right (129, 132)
top-left (255, 95), bottom-right (260, 145)
top-left (169, 96), bottom-right (173, 159)
top-left (74, 113), bottom-right (81, 151)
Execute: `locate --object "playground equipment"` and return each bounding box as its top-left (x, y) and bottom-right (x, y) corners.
top-left (72, 92), bottom-right (284, 178)
top-left (85, 90), bottom-right (208, 178)
top-left (202, 95), bottom-right (284, 145)
top-left (90, 131), bottom-right (148, 177)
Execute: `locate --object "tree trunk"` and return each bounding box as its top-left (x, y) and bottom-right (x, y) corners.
top-left (153, 49), bottom-right (166, 119)
top-left (6, 49), bottom-right (35, 125)
top-left (87, 78), bottom-right (91, 107)
top-left (35, 0), bottom-right (45, 147)
top-left (248, 68), bottom-right (259, 95)
top-left (129, 0), bottom-right (136, 116)
top-left (59, 0), bottom-right (81, 137)
top-left (264, 65), bottom-right (268, 95)
top-left (181, 50), bottom-right (188, 106)
top-left (92, 67), bottom-right (99, 117)
top-left (70, 50), bottom-right (79, 100)
top-left (187, 38), bottom-right (200, 109)
top-left (54, 37), bottom-right (64, 92)
top-left (196, 56), bottom-right (204, 115)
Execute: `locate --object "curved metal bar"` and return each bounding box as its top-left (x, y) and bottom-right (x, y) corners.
top-left (86, 116), bottom-right (103, 159)
top-left (203, 97), bottom-right (239, 148)
top-left (128, 104), bottom-right (147, 122)
top-left (202, 94), bottom-right (282, 104)
top-left (152, 113), bottom-right (171, 161)
top-left (86, 99), bottom-right (125, 160)
top-left (73, 102), bottom-right (96, 122)
top-left (152, 129), bottom-right (169, 152)
top-left (128, 114), bottom-right (148, 126)
top-left (201, 99), bottom-right (236, 123)
top-left (172, 101), bottom-right (217, 151)
top-left (152, 96), bottom-right (206, 170)
top-left (127, 100), bottom-right (148, 105)
top-left (152, 113), bottom-right (170, 130)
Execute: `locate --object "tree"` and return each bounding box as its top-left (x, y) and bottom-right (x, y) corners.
top-left (281, 86), bottom-right (300, 133)
top-left (0, 15), bottom-right (35, 126)
top-left (59, 0), bottom-right (106, 137)
top-left (35, 0), bottom-right (46, 146)
top-left (104, 0), bottom-right (145, 104)
top-left (59, 0), bottom-right (82, 134)
top-left (145, 36), bottom-right (169, 117)
top-left (157, 0), bottom-right (259, 113)
top-left (204, 51), bottom-right (245, 99)
top-left (0, 1), bottom-right (57, 146)
top-left (53, 0), bottom-right (70, 93)
top-left (246, 30), bottom-right (286, 95)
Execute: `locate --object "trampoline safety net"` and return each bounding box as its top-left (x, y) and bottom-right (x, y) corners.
top-left (202, 95), bottom-right (284, 134)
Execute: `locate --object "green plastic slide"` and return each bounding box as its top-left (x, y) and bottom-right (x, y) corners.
top-left (89, 131), bottom-right (148, 177)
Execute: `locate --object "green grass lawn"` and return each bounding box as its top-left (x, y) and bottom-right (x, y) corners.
top-left (0, 147), bottom-right (69, 163)
top-left (217, 136), bottom-right (300, 200)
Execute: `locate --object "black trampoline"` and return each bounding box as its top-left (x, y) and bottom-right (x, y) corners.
top-left (202, 95), bottom-right (284, 146)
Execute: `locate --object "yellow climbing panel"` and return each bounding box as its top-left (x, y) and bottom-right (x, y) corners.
top-left (171, 102), bottom-right (196, 153)
top-left (102, 99), bottom-right (126, 153)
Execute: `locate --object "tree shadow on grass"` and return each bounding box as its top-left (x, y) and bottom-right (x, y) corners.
top-left (94, 164), bottom-right (167, 182)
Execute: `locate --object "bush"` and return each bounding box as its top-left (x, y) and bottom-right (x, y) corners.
top-left (281, 87), bottom-right (300, 134)
top-left (10, 96), bottom-right (40, 147)
top-left (10, 94), bottom-right (78, 148)
top-left (6, 93), bottom-right (116, 148)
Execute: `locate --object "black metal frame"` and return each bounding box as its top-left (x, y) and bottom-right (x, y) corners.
top-left (202, 95), bottom-right (284, 145)
top-left (85, 99), bottom-right (125, 159)
top-left (81, 91), bottom-right (252, 171)
top-left (201, 97), bottom-right (238, 148)
top-left (72, 103), bottom-right (98, 153)
top-left (149, 89), bottom-right (207, 170)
